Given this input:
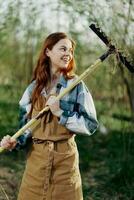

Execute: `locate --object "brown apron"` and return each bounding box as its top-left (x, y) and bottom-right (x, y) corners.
top-left (17, 99), bottom-right (83, 200)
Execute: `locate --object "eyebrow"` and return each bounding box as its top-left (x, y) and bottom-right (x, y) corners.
top-left (60, 45), bottom-right (73, 50)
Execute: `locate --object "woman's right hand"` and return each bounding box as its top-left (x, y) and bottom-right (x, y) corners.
top-left (0, 135), bottom-right (17, 150)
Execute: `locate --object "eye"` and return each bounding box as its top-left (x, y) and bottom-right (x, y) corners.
top-left (60, 47), bottom-right (66, 51)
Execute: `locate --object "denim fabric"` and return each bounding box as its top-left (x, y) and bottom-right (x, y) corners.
top-left (17, 75), bottom-right (99, 147)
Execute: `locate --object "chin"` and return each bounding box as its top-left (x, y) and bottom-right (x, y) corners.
top-left (59, 66), bottom-right (68, 73)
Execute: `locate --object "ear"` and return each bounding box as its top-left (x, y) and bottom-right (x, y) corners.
top-left (46, 48), bottom-right (50, 57)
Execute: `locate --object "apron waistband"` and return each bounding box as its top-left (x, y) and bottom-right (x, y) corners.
top-left (32, 137), bottom-right (74, 144)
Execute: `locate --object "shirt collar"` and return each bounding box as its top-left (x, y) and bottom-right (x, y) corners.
top-left (58, 75), bottom-right (67, 88)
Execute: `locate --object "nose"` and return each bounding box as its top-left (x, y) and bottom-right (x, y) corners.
top-left (64, 50), bottom-right (72, 57)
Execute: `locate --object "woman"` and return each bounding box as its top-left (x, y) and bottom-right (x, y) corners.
top-left (0, 32), bottom-right (99, 200)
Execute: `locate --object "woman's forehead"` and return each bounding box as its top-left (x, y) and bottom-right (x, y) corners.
top-left (55, 38), bottom-right (72, 48)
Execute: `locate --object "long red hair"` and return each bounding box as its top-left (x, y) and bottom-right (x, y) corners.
top-left (29, 32), bottom-right (76, 117)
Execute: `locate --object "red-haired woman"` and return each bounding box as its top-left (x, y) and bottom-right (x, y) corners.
top-left (0, 32), bottom-right (98, 200)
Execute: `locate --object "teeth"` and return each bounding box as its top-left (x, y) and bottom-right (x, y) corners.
top-left (62, 58), bottom-right (69, 62)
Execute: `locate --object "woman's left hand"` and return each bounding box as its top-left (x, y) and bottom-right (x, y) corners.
top-left (46, 95), bottom-right (63, 117)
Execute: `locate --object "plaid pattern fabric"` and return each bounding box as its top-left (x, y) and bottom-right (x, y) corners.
top-left (17, 75), bottom-right (99, 148)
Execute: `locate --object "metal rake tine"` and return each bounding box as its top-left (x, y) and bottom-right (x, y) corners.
top-left (118, 52), bottom-right (134, 73)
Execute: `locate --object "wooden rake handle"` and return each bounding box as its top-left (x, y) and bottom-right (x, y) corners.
top-left (0, 58), bottom-right (103, 153)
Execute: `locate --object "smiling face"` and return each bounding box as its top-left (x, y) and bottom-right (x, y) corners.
top-left (46, 38), bottom-right (73, 73)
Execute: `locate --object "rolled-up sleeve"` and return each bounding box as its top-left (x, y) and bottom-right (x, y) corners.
top-left (16, 106), bottom-right (32, 149)
top-left (15, 82), bottom-right (35, 149)
top-left (59, 81), bottom-right (99, 136)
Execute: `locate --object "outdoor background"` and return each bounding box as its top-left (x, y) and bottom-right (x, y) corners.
top-left (0, 0), bottom-right (134, 199)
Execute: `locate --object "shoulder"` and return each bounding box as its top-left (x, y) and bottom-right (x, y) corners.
top-left (26, 80), bottom-right (36, 94)
top-left (65, 74), bottom-right (90, 94)
top-left (19, 80), bottom-right (36, 107)
top-left (66, 74), bottom-right (79, 87)
top-left (72, 74), bottom-right (89, 93)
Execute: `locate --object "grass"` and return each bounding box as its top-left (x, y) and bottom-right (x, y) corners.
top-left (0, 84), bottom-right (134, 200)
top-left (77, 130), bottom-right (134, 199)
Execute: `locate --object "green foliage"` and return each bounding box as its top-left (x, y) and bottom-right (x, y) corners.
top-left (0, 0), bottom-right (134, 199)
top-left (76, 130), bottom-right (134, 199)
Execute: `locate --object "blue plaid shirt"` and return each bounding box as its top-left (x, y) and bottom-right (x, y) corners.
top-left (17, 75), bottom-right (99, 147)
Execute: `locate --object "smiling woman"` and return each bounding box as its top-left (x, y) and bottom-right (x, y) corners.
top-left (0, 32), bottom-right (99, 200)
top-left (46, 38), bottom-right (74, 72)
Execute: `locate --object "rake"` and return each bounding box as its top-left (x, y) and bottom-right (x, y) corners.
top-left (0, 23), bottom-right (133, 153)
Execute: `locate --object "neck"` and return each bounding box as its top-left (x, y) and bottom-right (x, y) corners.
top-left (51, 66), bottom-right (61, 80)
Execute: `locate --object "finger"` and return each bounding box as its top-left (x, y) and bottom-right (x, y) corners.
top-left (4, 135), bottom-right (10, 138)
top-left (1, 141), bottom-right (9, 148)
top-left (1, 137), bottom-right (14, 147)
top-left (47, 96), bottom-right (56, 102)
top-left (46, 97), bottom-right (57, 105)
top-left (4, 143), bottom-right (11, 148)
top-left (3, 135), bottom-right (11, 141)
top-left (1, 139), bottom-right (9, 146)
top-left (2, 138), bottom-right (10, 144)
top-left (0, 140), bottom-right (16, 149)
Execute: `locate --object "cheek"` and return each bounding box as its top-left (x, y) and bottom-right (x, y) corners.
top-left (53, 51), bottom-right (62, 59)
top-left (51, 54), bottom-right (60, 63)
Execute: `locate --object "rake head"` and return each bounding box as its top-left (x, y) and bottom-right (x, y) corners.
top-left (89, 24), bottom-right (134, 73)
